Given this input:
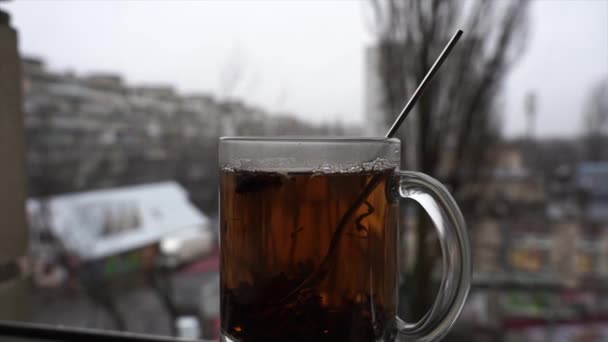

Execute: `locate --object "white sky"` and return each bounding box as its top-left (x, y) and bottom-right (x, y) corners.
top-left (2, 0), bottom-right (607, 137)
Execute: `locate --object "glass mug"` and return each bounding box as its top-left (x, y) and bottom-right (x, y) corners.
top-left (219, 137), bottom-right (471, 342)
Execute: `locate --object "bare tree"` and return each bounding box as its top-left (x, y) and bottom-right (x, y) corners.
top-left (368, 0), bottom-right (529, 319)
top-left (218, 45), bottom-right (258, 101)
top-left (583, 77), bottom-right (608, 161)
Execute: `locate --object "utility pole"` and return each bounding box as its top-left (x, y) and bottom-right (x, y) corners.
top-left (0, 5), bottom-right (29, 320)
top-left (525, 92), bottom-right (537, 140)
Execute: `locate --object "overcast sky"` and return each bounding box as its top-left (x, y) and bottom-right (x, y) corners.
top-left (2, 0), bottom-right (607, 137)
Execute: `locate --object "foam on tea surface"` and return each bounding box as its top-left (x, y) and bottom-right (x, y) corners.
top-left (221, 157), bottom-right (398, 174)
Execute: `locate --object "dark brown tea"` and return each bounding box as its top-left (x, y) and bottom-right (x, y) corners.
top-left (220, 168), bottom-right (398, 342)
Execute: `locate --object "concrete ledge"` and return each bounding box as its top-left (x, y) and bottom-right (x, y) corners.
top-left (0, 277), bottom-right (29, 321)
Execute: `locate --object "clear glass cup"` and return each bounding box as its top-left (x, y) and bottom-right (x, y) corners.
top-left (218, 137), bottom-right (471, 342)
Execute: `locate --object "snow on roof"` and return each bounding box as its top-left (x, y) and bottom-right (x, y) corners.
top-left (27, 181), bottom-right (209, 260)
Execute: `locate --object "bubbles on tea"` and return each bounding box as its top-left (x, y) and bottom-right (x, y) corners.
top-left (313, 158), bottom-right (397, 174)
top-left (222, 157), bottom-right (298, 172)
top-left (317, 163), bottom-right (336, 174)
top-left (223, 157), bottom-right (397, 176)
top-left (310, 158), bottom-right (397, 174)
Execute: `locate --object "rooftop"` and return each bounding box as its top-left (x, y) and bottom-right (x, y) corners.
top-left (27, 181), bottom-right (209, 260)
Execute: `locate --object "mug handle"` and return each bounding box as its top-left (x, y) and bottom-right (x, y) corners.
top-left (394, 171), bottom-right (472, 342)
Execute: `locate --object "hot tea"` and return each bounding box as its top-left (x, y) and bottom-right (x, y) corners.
top-left (220, 168), bottom-right (398, 342)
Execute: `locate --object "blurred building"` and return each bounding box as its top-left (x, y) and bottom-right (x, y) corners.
top-left (577, 162), bottom-right (608, 224)
top-left (21, 56), bottom-right (351, 213)
top-left (468, 143), bottom-right (547, 275)
top-left (460, 141), bottom-right (608, 284)
top-left (465, 141), bottom-right (608, 339)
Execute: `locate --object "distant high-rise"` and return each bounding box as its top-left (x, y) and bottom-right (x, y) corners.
top-left (525, 92), bottom-right (537, 139)
top-left (364, 46), bottom-right (388, 136)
